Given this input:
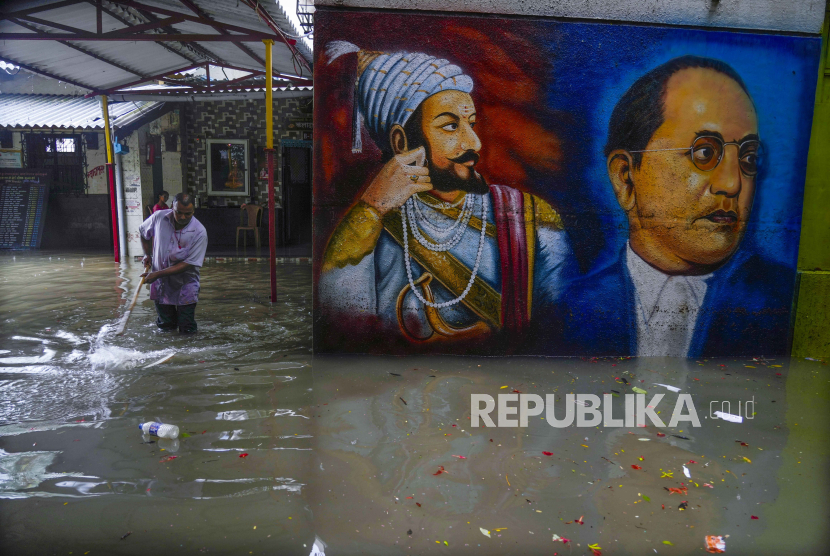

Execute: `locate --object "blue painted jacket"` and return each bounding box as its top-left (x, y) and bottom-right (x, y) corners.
top-left (533, 247), bottom-right (795, 357)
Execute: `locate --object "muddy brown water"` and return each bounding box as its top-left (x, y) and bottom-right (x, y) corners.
top-left (0, 252), bottom-right (828, 555)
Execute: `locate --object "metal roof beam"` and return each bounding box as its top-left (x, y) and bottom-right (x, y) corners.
top-left (109, 84), bottom-right (306, 95)
top-left (107, 0), bottom-right (290, 39)
top-left (99, 15), bottom-right (184, 35)
top-left (90, 0), bottom-right (199, 64)
top-left (0, 0), bottom-right (86, 21)
top-left (118, 1), bottom-right (225, 66)
top-left (16, 14), bottom-right (95, 34)
top-left (92, 62), bottom-right (205, 95)
top-left (9, 17), bottom-right (148, 77)
top-left (237, 0), bottom-right (310, 74)
top-left (0, 32), bottom-right (274, 41)
top-left (0, 55), bottom-right (96, 90)
top-left (176, 0), bottom-right (265, 67)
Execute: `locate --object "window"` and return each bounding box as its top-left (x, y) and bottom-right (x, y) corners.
top-left (24, 133), bottom-right (86, 195)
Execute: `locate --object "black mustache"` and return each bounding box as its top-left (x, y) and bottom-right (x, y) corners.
top-left (448, 151), bottom-right (480, 165)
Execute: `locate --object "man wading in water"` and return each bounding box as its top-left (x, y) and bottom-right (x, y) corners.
top-left (139, 192), bottom-right (208, 333)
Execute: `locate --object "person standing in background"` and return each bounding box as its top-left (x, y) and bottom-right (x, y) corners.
top-left (152, 190), bottom-right (169, 213)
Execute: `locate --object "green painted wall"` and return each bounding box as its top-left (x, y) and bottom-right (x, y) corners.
top-left (793, 9), bottom-right (830, 358)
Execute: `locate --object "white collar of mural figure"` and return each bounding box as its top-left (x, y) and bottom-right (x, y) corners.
top-left (625, 242), bottom-right (712, 324)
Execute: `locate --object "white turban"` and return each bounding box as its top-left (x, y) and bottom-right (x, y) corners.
top-left (327, 41), bottom-right (474, 153)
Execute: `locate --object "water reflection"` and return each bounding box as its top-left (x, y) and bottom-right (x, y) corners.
top-left (0, 252), bottom-right (827, 554)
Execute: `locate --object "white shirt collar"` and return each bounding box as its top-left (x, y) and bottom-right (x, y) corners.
top-left (625, 242), bottom-right (711, 322)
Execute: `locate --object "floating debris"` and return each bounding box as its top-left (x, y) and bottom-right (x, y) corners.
top-left (705, 535), bottom-right (726, 553)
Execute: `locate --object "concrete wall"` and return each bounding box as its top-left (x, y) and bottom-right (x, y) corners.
top-left (792, 7), bottom-right (830, 357)
top-left (85, 133), bottom-right (107, 195)
top-left (312, 3), bottom-right (823, 356)
top-left (316, 0), bottom-right (825, 34)
top-left (121, 128), bottom-right (147, 259)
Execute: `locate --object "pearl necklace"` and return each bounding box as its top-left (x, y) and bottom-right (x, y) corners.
top-left (410, 193), bottom-right (473, 241)
top-left (416, 192), bottom-right (467, 209)
top-left (401, 193), bottom-right (488, 309)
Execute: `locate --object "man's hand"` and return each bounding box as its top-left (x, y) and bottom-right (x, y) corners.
top-left (141, 271), bottom-right (159, 284)
top-left (142, 255), bottom-right (152, 269)
top-left (360, 147), bottom-right (432, 216)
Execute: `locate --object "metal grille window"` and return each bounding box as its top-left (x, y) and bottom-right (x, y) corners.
top-left (24, 133), bottom-right (87, 195)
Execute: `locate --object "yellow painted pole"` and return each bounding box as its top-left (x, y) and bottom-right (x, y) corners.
top-left (100, 95), bottom-right (119, 262)
top-left (101, 95), bottom-right (114, 164)
top-left (263, 39), bottom-right (277, 302)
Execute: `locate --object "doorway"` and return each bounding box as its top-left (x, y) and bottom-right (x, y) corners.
top-left (280, 145), bottom-right (312, 250)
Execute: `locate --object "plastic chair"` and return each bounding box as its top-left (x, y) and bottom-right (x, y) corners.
top-left (236, 204), bottom-right (263, 249)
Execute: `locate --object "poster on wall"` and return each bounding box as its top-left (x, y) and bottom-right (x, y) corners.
top-left (206, 139), bottom-right (249, 196)
top-left (0, 169), bottom-right (51, 250)
top-left (312, 11), bottom-right (819, 357)
top-left (0, 149), bottom-right (23, 168)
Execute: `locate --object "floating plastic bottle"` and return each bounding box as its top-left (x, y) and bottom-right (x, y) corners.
top-left (139, 421), bottom-right (179, 439)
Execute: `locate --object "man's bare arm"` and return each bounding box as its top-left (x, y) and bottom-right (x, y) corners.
top-left (141, 236), bottom-right (153, 268)
top-left (141, 262), bottom-right (193, 284)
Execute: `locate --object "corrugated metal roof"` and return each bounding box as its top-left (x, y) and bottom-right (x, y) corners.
top-left (0, 0), bottom-right (312, 93)
top-left (0, 94), bottom-right (162, 130)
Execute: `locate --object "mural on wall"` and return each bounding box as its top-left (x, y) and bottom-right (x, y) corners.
top-left (313, 11), bottom-right (819, 356)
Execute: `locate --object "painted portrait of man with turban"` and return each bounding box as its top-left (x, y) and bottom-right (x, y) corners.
top-left (317, 41), bottom-right (574, 352)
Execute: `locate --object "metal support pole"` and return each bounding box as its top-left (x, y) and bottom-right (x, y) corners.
top-left (114, 152), bottom-right (127, 261)
top-left (99, 95), bottom-right (120, 262)
top-left (264, 39), bottom-right (277, 303)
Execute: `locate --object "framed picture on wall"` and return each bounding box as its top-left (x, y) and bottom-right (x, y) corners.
top-left (206, 139), bottom-right (249, 196)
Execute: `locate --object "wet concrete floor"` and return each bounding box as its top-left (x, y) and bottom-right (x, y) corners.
top-left (0, 252), bottom-right (828, 555)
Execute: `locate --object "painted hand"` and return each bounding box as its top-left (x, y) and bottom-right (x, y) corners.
top-left (141, 271), bottom-right (159, 284)
top-left (360, 146), bottom-right (432, 216)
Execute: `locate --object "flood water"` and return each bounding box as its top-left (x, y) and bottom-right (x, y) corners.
top-left (1, 252), bottom-right (828, 555)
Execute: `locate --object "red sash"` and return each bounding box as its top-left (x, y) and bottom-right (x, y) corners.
top-left (489, 184), bottom-right (529, 337)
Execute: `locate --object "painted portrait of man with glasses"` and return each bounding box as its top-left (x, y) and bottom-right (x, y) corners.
top-left (536, 55), bottom-right (795, 357)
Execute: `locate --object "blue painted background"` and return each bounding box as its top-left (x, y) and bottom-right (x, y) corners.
top-left (534, 23), bottom-right (819, 273)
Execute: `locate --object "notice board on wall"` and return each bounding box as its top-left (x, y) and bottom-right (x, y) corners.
top-left (0, 169), bottom-right (51, 250)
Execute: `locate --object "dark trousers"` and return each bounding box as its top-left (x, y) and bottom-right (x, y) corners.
top-left (154, 301), bottom-right (198, 333)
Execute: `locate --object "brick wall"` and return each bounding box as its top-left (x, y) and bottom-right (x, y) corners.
top-left (181, 96), bottom-right (312, 207)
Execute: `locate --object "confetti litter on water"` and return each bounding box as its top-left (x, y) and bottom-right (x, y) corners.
top-left (543, 451), bottom-right (553, 456)
top-left (751, 516), bottom-right (759, 520)
top-left (159, 455), bottom-right (178, 463)
top-left (632, 387), bottom-right (648, 394)
top-left (500, 386), bottom-right (509, 389)
top-left (239, 453), bottom-right (249, 458)
top-left (631, 465), bottom-right (642, 470)
top-left (480, 528), bottom-right (491, 538)
top-left (684, 465), bottom-right (692, 478)
top-left (663, 540), bottom-right (674, 546)
top-left (639, 438), bottom-right (651, 442)
top-left (506, 475), bottom-right (510, 486)
top-left (451, 455), bottom-right (467, 459)
top-left (653, 383), bottom-right (681, 392)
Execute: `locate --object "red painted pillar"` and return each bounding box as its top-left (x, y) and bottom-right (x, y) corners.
top-left (106, 162), bottom-right (120, 262)
top-left (267, 148), bottom-right (277, 303)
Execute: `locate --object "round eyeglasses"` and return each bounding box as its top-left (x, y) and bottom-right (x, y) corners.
top-left (630, 136), bottom-right (762, 176)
